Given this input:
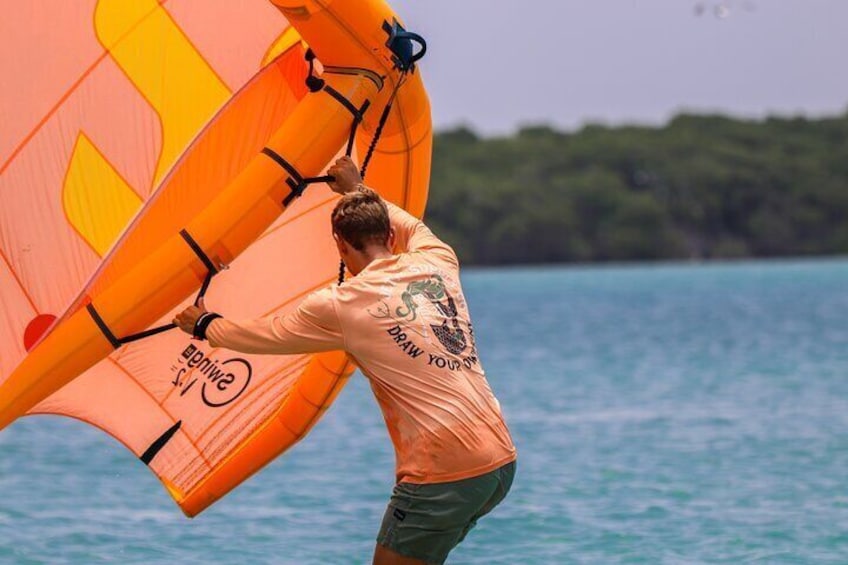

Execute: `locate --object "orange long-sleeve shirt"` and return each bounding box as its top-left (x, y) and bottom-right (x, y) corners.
top-left (207, 200), bottom-right (516, 484)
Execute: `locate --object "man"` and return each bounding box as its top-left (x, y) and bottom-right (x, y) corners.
top-left (175, 156), bottom-right (516, 565)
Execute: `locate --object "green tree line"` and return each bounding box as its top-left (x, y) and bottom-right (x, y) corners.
top-left (425, 112), bottom-right (848, 265)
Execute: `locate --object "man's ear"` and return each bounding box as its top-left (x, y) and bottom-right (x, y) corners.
top-left (387, 227), bottom-right (396, 250)
top-left (334, 232), bottom-right (349, 255)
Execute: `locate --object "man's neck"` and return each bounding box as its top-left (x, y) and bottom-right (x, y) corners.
top-left (351, 245), bottom-right (393, 275)
top-left (362, 246), bottom-right (393, 265)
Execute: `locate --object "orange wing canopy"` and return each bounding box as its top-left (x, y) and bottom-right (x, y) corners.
top-left (0, 0), bottom-right (431, 516)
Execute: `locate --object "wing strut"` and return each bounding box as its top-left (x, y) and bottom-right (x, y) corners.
top-left (86, 26), bottom-right (428, 344)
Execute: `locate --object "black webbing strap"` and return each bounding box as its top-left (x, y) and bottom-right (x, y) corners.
top-left (261, 147), bottom-right (339, 207)
top-left (195, 270), bottom-right (214, 307)
top-left (304, 48), bottom-right (371, 157)
top-left (179, 229), bottom-right (219, 307)
top-left (261, 146), bottom-right (302, 184)
top-left (86, 303), bottom-right (121, 349)
top-left (322, 85), bottom-right (371, 157)
top-left (86, 300), bottom-right (177, 348)
top-left (179, 229), bottom-right (218, 276)
top-left (140, 420), bottom-right (182, 465)
top-left (86, 230), bottom-right (220, 349)
top-left (323, 84), bottom-right (360, 118)
top-left (346, 99), bottom-right (371, 157)
top-left (323, 85), bottom-right (367, 122)
top-left (337, 71), bottom-right (408, 287)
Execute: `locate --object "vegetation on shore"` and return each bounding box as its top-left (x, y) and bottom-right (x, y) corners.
top-left (425, 112), bottom-right (848, 265)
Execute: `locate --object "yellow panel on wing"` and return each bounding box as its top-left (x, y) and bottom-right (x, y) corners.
top-left (63, 133), bottom-right (143, 257)
top-left (94, 0), bottom-right (231, 186)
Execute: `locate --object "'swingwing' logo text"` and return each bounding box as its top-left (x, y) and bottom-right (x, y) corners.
top-left (171, 344), bottom-right (252, 407)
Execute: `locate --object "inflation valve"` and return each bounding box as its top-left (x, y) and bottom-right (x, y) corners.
top-left (382, 19), bottom-right (426, 72)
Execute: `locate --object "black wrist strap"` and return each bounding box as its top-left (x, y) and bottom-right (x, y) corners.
top-left (193, 312), bottom-right (222, 340)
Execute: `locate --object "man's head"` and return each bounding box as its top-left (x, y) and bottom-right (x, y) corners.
top-left (331, 187), bottom-right (394, 275)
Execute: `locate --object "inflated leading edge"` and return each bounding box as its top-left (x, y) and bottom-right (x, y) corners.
top-left (0, 0), bottom-right (431, 517)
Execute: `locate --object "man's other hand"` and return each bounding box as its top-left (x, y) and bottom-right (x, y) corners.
top-left (174, 297), bottom-right (208, 335)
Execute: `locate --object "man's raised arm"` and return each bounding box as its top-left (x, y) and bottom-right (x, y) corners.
top-left (384, 200), bottom-right (458, 267)
top-left (327, 156), bottom-right (458, 267)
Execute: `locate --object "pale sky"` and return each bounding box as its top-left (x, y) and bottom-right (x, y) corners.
top-left (390, 0), bottom-right (848, 135)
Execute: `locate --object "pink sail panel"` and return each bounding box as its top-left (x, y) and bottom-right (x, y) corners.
top-left (0, 1), bottom-right (293, 383)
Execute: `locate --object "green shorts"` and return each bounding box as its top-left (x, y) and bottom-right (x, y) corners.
top-left (376, 461), bottom-right (516, 565)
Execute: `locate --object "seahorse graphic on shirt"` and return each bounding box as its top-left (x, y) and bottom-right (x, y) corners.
top-left (395, 275), bottom-right (468, 355)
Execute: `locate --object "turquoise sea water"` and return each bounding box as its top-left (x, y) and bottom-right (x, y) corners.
top-left (1, 259), bottom-right (847, 564)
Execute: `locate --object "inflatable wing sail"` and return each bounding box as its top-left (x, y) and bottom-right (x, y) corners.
top-left (0, 0), bottom-right (431, 516)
